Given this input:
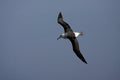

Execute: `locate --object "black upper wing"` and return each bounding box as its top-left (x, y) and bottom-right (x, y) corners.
top-left (69, 37), bottom-right (87, 64)
top-left (57, 12), bottom-right (73, 32)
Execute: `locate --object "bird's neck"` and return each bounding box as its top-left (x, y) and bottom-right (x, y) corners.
top-left (61, 33), bottom-right (67, 39)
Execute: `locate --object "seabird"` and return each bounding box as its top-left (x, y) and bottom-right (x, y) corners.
top-left (57, 12), bottom-right (87, 64)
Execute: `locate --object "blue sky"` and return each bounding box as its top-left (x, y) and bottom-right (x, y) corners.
top-left (0, 0), bottom-right (120, 80)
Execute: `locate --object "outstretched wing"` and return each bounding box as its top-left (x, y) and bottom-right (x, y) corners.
top-left (69, 37), bottom-right (87, 64)
top-left (57, 12), bottom-right (73, 32)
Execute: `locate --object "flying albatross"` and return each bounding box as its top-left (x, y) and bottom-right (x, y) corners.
top-left (57, 12), bottom-right (87, 64)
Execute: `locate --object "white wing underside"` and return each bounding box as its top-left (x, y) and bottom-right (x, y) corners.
top-left (60, 32), bottom-right (83, 39)
top-left (74, 32), bottom-right (83, 37)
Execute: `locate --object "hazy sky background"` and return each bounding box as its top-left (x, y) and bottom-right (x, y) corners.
top-left (0, 0), bottom-right (120, 80)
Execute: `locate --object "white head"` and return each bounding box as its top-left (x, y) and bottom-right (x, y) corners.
top-left (57, 33), bottom-right (67, 40)
top-left (57, 32), bottom-right (83, 40)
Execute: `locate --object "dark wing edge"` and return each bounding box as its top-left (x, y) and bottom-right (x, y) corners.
top-left (69, 38), bottom-right (88, 64)
top-left (57, 12), bottom-right (72, 32)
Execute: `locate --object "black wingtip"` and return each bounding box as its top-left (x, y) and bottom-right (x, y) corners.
top-left (58, 12), bottom-right (63, 19)
top-left (83, 60), bottom-right (88, 64)
top-left (81, 57), bottom-right (88, 64)
top-left (76, 52), bottom-right (88, 64)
